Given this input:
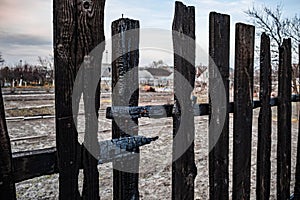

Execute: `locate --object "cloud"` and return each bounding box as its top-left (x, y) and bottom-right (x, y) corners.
top-left (1, 44), bottom-right (52, 66)
top-left (0, 31), bottom-right (51, 46)
top-left (0, 0), bottom-right (299, 65)
top-left (0, 0), bottom-right (52, 34)
top-left (104, 0), bottom-right (174, 35)
top-left (0, 0), bottom-right (52, 64)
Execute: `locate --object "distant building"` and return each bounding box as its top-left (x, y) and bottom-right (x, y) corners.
top-left (99, 64), bottom-right (174, 91)
top-left (144, 68), bottom-right (173, 87)
top-left (101, 63), bottom-right (112, 91)
top-left (139, 70), bottom-right (154, 85)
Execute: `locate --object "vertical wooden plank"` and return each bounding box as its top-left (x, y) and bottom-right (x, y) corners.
top-left (232, 23), bottom-right (255, 200)
top-left (277, 38), bottom-right (292, 200)
top-left (111, 18), bottom-right (140, 200)
top-left (79, 1), bottom-right (105, 199)
top-left (53, 0), bottom-right (106, 199)
top-left (172, 2), bottom-right (197, 200)
top-left (54, 0), bottom-right (81, 198)
top-left (256, 33), bottom-right (272, 200)
top-left (0, 86), bottom-right (16, 199)
top-left (208, 12), bottom-right (230, 200)
top-left (294, 44), bottom-right (300, 199)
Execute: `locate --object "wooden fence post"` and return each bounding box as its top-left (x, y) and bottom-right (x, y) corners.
top-left (232, 23), bottom-right (255, 200)
top-left (294, 43), bottom-right (300, 198)
top-left (256, 33), bottom-right (272, 200)
top-left (111, 18), bottom-right (140, 200)
top-left (0, 86), bottom-right (16, 199)
top-left (53, 0), bottom-right (105, 199)
top-left (172, 2), bottom-right (197, 200)
top-left (208, 12), bottom-right (230, 200)
top-left (277, 38), bottom-right (292, 200)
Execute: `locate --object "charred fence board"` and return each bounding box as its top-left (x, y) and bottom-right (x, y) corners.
top-left (256, 33), bottom-right (272, 200)
top-left (208, 12), bottom-right (230, 200)
top-left (54, 0), bottom-right (82, 198)
top-left (111, 18), bottom-right (140, 200)
top-left (10, 135), bottom-right (157, 184)
top-left (106, 95), bottom-right (300, 119)
top-left (277, 38), bottom-right (292, 200)
top-left (53, 0), bottom-right (105, 199)
top-left (79, 1), bottom-right (106, 199)
top-left (294, 43), bottom-right (300, 199)
top-left (0, 86), bottom-right (16, 200)
top-left (232, 23), bottom-right (255, 200)
top-left (12, 148), bottom-right (58, 183)
top-left (172, 2), bottom-right (197, 200)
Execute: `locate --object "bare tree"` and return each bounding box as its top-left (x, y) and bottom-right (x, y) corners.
top-left (286, 15), bottom-right (300, 54)
top-left (246, 5), bottom-right (286, 62)
top-left (196, 64), bottom-right (207, 78)
top-left (245, 5), bottom-right (300, 93)
top-left (37, 56), bottom-right (54, 85)
top-left (149, 60), bottom-right (165, 68)
top-left (0, 53), bottom-right (4, 65)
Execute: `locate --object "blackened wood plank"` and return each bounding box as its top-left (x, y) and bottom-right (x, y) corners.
top-left (111, 18), bottom-right (140, 200)
top-left (0, 86), bottom-right (16, 199)
top-left (232, 23), bottom-right (255, 200)
top-left (53, 0), bottom-right (105, 199)
top-left (106, 95), bottom-right (300, 120)
top-left (12, 134), bottom-right (157, 184)
top-left (294, 44), bottom-right (300, 199)
top-left (256, 33), bottom-right (272, 200)
top-left (172, 2), bottom-right (197, 200)
top-left (12, 148), bottom-right (58, 183)
top-left (77, 1), bottom-right (106, 199)
top-left (277, 38), bottom-right (292, 200)
top-left (208, 12), bottom-right (230, 200)
top-left (54, 0), bottom-right (81, 198)
top-left (106, 105), bottom-right (174, 119)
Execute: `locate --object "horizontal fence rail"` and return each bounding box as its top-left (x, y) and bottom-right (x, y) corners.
top-left (10, 135), bottom-right (158, 183)
top-left (12, 148), bottom-right (58, 183)
top-left (106, 94), bottom-right (300, 119)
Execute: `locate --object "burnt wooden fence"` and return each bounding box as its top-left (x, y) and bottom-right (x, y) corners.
top-left (1, 1), bottom-right (300, 200)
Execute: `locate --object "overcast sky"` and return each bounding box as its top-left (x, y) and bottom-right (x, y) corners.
top-left (0, 0), bottom-right (299, 66)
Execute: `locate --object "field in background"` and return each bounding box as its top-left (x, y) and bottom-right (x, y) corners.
top-left (3, 88), bottom-right (300, 199)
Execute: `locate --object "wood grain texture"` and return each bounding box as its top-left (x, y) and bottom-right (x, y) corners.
top-left (172, 2), bottom-right (197, 200)
top-left (277, 38), bottom-right (292, 200)
top-left (111, 18), bottom-right (140, 200)
top-left (0, 86), bottom-right (16, 200)
top-left (208, 12), bottom-right (230, 200)
top-left (256, 33), bottom-right (272, 200)
top-left (53, 0), bottom-right (105, 199)
top-left (232, 23), bottom-right (255, 200)
top-left (79, 2), bottom-right (105, 199)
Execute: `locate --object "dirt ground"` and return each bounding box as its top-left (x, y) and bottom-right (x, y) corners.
top-left (3, 91), bottom-right (300, 199)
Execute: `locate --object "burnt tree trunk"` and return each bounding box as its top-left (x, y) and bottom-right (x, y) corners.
top-left (172, 2), bottom-right (197, 200)
top-left (111, 18), bottom-right (140, 200)
top-left (53, 0), bottom-right (105, 199)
